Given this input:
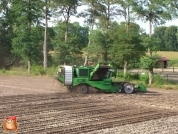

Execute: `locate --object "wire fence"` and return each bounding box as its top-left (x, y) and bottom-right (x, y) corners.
top-left (160, 74), bottom-right (178, 83)
top-left (129, 67), bottom-right (178, 83)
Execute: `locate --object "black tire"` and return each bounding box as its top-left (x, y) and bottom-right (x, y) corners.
top-left (123, 83), bottom-right (134, 94)
top-left (78, 84), bottom-right (89, 94)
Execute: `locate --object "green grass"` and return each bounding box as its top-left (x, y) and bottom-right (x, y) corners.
top-left (0, 66), bottom-right (57, 77)
top-left (153, 51), bottom-right (178, 60)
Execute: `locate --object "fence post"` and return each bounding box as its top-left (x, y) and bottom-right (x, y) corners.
top-left (173, 66), bottom-right (174, 73)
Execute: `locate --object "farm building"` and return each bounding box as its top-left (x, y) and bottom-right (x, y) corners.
top-left (158, 57), bottom-right (170, 68)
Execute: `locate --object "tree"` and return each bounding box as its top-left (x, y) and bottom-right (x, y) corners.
top-left (110, 22), bottom-right (145, 77)
top-left (140, 54), bottom-right (160, 83)
top-left (164, 26), bottom-right (178, 51)
top-left (164, 0), bottom-right (178, 19)
top-left (52, 22), bottom-right (88, 65)
top-left (52, 0), bottom-right (80, 64)
top-left (114, 0), bottom-right (137, 77)
top-left (152, 26), bottom-right (167, 51)
top-left (94, 0), bottom-right (117, 63)
top-left (81, 0), bottom-right (100, 65)
top-left (0, 0), bottom-right (14, 68)
top-left (87, 29), bottom-right (107, 63)
top-left (11, 0), bottom-right (44, 73)
top-left (132, 0), bottom-right (171, 84)
top-left (43, 0), bottom-right (50, 70)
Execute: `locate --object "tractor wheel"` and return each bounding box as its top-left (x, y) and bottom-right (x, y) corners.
top-left (123, 83), bottom-right (134, 94)
top-left (78, 84), bottom-right (89, 94)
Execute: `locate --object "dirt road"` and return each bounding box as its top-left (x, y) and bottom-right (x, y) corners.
top-left (0, 76), bottom-right (178, 134)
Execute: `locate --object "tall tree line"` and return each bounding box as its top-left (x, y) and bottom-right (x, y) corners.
top-left (153, 26), bottom-right (178, 51)
top-left (0, 0), bottom-right (178, 84)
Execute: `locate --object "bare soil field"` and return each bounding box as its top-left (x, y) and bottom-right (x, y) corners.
top-left (0, 75), bottom-right (178, 134)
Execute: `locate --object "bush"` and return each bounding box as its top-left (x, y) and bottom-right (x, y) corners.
top-left (130, 73), bottom-right (140, 80)
top-left (31, 65), bottom-right (46, 75)
top-left (116, 72), bottom-right (140, 81)
top-left (0, 68), bottom-right (6, 73)
top-left (139, 73), bottom-right (149, 84)
top-left (153, 74), bottom-right (166, 85)
top-left (117, 71), bottom-right (124, 78)
top-left (45, 66), bottom-right (57, 76)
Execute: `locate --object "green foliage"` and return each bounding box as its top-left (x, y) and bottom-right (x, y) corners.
top-left (153, 74), bottom-right (166, 85)
top-left (88, 30), bottom-right (107, 62)
top-left (132, 0), bottom-right (171, 26)
top-left (0, 68), bottom-right (6, 74)
top-left (52, 0), bottom-right (79, 17)
top-left (31, 65), bottom-right (46, 75)
top-left (117, 71), bottom-right (124, 78)
top-left (153, 26), bottom-right (167, 51)
top-left (117, 71), bottom-right (140, 81)
top-left (52, 22), bottom-right (88, 65)
top-left (12, 26), bottom-right (44, 65)
top-left (125, 73), bottom-right (140, 81)
top-left (45, 66), bottom-right (57, 76)
top-left (0, 1), bottom-right (14, 68)
top-left (141, 34), bottom-right (161, 52)
top-left (140, 55), bottom-right (160, 70)
top-left (139, 73), bottom-right (149, 84)
top-left (11, 0), bottom-right (44, 72)
top-left (169, 59), bottom-right (178, 67)
top-left (164, 26), bottom-right (178, 51)
top-left (110, 22), bottom-right (146, 69)
top-left (118, 71), bottom-right (171, 85)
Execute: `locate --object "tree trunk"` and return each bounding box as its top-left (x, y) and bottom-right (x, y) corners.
top-left (104, 51), bottom-right (107, 63)
top-left (43, 0), bottom-right (48, 70)
top-left (124, 60), bottom-right (127, 78)
top-left (65, 20), bottom-right (68, 44)
top-left (149, 68), bottom-right (153, 84)
top-left (64, 8), bottom-right (70, 44)
top-left (123, 7), bottom-right (130, 78)
top-left (27, 3), bottom-right (31, 74)
top-left (64, 11), bottom-right (70, 65)
top-left (84, 5), bottom-right (95, 66)
top-left (148, 19), bottom-right (153, 84)
top-left (27, 59), bottom-right (31, 74)
top-left (148, 19), bottom-right (152, 56)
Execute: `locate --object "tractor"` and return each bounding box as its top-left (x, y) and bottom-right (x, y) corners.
top-left (55, 63), bottom-right (147, 94)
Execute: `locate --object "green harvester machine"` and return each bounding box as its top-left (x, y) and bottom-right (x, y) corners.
top-left (55, 63), bottom-right (147, 94)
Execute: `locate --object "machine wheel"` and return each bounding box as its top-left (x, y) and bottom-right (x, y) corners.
top-left (78, 84), bottom-right (89, 94)
top-left (123, 83), bottom-right (134, 94)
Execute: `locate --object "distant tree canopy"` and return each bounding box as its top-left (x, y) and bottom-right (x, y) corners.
top-left (0, 0), bottom-right (178, 76)
top-left (52, 22), bottom-right (89, 66)
top-left (153, 26), bottom-right (178, 51)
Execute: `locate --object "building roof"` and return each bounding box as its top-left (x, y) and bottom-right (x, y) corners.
top-left (158, 57), bottom-right (170, 62)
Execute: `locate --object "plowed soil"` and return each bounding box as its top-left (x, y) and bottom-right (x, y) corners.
top-left (0, 76), bottom-right (178, 134)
